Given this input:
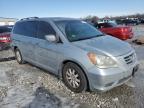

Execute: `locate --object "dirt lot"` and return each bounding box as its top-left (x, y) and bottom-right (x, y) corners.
top-left (0, 25), bottom-right (144, 108)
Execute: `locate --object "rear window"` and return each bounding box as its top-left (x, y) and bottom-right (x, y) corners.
top-left (97, 23), bottom-right (117, 29)
top-left (13, 21), bottom-right (37, 37)
top-left (0, 27), bottom-right (11, 33)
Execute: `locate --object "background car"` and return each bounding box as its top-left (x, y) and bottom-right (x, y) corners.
top-left (94, 22), bottom-right (133, 40)
top-left (116, 19), bottom-right (140, 25)
top-left (122, 19), bottom-right (140, 25)
top-left (140, 19), bottom-right (144, 24)
top-left (0, 25), bottom-right (12, 50)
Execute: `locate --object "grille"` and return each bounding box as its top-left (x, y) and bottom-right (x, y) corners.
top-left (124, 53), bottom-right (134, 65)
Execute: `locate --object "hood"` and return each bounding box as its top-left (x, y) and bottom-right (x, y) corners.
top-left (73, 35), bottom-right (132, 57)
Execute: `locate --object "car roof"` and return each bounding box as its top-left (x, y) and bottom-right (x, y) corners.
top-left (18, 17), bottom-right (80, 23)
top-left (41, 17), bottom-right (79, 21)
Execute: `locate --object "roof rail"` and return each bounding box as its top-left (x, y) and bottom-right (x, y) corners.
top-left (20, 17), bottom-right (39, 21)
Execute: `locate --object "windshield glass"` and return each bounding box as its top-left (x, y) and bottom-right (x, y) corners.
top-left (0, 27), bottom-right (11, 33)
top-left (55, 20), bottom-right (104, 42)
top-left (103, 23), bottom-right (117, 27)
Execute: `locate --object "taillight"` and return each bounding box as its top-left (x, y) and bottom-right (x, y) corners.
top-left (0, 33), bottom-right (11, 43)
top-left (121, 28), bottom-right (128, 32)
top-left (0, 37), bottom-right (8, 40)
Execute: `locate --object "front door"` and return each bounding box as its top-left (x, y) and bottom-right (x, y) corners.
top-left (35, 21), bottom-right (59, 74)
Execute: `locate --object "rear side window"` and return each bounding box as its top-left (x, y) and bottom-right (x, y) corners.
top-left (37, 21), bottom-right (56, 39)
top-left (13, 21), bottom-right (37, 37)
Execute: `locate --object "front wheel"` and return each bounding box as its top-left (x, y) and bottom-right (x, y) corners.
top-left (62, 62), bottom-right (87, 93)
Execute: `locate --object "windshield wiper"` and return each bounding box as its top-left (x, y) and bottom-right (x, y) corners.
top-left (74, 37), bottom-right (93, 41)
top-left (71, 34), bottom-right (105, 42)
top-left (96, 34), bottom-right (105, 37)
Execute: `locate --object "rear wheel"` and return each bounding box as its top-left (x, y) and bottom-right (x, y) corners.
top-left (14, 48), bottom-right (25, 64)
top-left (62, 62), bottom-right (87, 93)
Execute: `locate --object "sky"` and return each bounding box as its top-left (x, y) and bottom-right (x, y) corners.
top-left (0, 0), bottom-right (144, 19)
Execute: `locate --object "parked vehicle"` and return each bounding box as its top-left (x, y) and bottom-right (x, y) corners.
top-left (116, 19), bottom-right (140, 25)
top-left (11, 17), bottom-right (139, 92)
top-left (115, 19), bottom-right (123, 25)
top-left (140, 19), bottom-right (144, 24)
top-left (122, 19), bottom-right (139, 25)
top-left (0, 26), bottom-right (12, 50)
top-left (94, 22), bottom-right (133, 40)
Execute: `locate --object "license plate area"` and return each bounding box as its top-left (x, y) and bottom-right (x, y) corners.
top-left (123, 65), bottom-right (139, 78)
top-left (132, 65), bottom-right (139, 76)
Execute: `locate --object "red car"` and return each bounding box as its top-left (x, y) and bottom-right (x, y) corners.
top-left (94, 22), bottom-right (133, 40)
top-left (0, 26), bottom-right (12, 50)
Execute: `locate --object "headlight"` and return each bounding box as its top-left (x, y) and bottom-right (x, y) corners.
top-left (88, 52), bottom-right (117, 68)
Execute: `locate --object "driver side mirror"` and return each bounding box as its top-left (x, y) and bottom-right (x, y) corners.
top-left (45, 34), bottom-right (58, 43)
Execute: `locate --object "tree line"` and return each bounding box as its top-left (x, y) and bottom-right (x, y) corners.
top-left (83, 13), bottom-right (144, 21)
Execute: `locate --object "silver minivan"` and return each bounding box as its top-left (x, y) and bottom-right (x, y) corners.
top-left (11, 17), bottom-right (139, 92)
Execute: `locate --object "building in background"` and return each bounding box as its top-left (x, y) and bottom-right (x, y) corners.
top-left (0, 17), bottom-right (18, 26)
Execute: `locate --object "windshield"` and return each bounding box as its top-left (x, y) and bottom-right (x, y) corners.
top-left (0, 27), bottom-right (11, 33)
top-left (55, 20), bottom-right (104, 42)
top-left (102, 23), bottom-right (117, 28)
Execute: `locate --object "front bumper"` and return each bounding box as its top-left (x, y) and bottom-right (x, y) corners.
top-left (86, 55), bottom-right (139, 92)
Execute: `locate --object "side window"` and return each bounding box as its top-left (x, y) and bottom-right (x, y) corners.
top-left (97, 24), bottom-right (102, 29)
top-left (37, 21), bottom-right (56, 39)
top-left (13, 21), bottom-right (37, 37)
top-left (13, 22), bottom-right (23, 34)
top-left (98, 24), bottom-right (103, 29)
top-left (23, 21), bottom-right (37, 37)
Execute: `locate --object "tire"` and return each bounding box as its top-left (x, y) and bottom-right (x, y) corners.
top-left (62, 62), bottom-right (87, 93)
top-left (14, 48), bottom-right (25, 64)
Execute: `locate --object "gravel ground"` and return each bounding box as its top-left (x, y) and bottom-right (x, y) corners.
top-left (0, 25), bottom-right (144, 108)
top-left (133, 24), bottom-right (144, 39)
